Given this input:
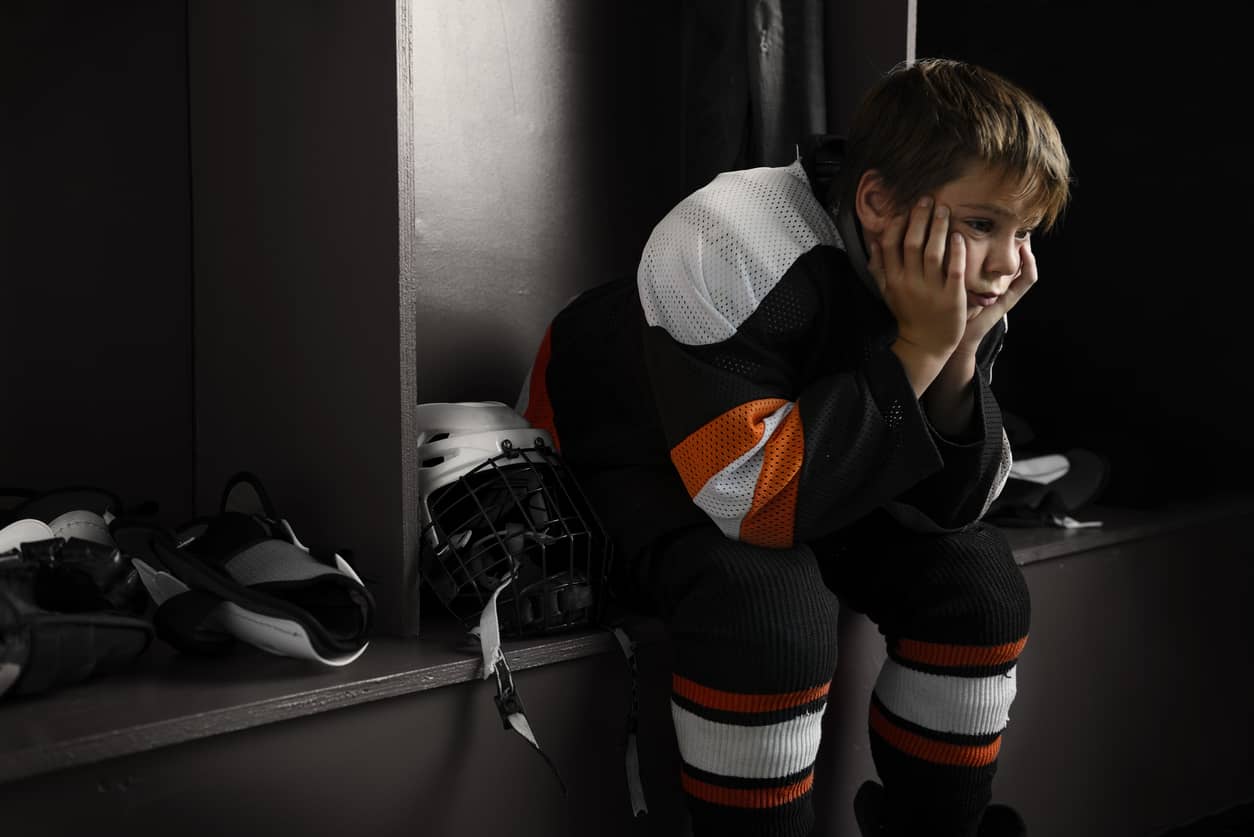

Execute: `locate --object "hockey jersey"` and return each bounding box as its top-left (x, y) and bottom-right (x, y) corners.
top-left (519, 160), bottom-right (1010, 561)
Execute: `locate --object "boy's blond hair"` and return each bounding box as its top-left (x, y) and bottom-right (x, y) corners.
top-left (834, 58), bottom-right (1071, 231)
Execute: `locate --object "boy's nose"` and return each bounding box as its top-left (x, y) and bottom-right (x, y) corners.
top-left (984, 239), bottom-right (1021, 280)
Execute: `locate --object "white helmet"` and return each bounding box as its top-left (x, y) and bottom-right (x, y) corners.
top-left (416, 402), bottom-right (554, 530)
top-left (416, 402), bottom-right (603, 637)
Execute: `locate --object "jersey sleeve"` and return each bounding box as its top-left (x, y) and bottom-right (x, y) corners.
top-left (887, 319), bottom-right (1012, 533)
top-left (637, 164), bottom-right (1005, 546)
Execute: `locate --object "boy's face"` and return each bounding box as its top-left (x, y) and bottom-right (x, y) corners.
top-left (926, 164), bottom-right (1040, 314)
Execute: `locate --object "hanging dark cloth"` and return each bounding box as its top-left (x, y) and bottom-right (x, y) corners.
top-left (680, 0), bottom-right (828, 195)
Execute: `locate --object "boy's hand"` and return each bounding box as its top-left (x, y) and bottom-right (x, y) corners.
top-left (956, 237), bottom-right (1039, 357)
top-left (867, 196), bottom-right (968, 360)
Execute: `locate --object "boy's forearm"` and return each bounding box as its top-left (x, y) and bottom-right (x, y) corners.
top-left (920, 349), bottom-right (977, 437)
top-left (890, 338), bottom-right (951, 400)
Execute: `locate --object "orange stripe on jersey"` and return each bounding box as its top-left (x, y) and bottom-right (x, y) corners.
top-left (869, 703), bottom-right (1001, 767)
top-left (740, 407), bottom-right (805, 547)
top-left (672, 674), bottom-right (830, 713)
top-left (669, 399), bottom-right (789, 500)
top-left (894, 636), bottom-right (1028, 669)
top-left (521, 325), bottom-right (560, 450)
top-left (681, 770), bottom-right (814, 809)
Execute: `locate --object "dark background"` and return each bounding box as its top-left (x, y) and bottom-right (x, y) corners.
top-left (3, 6), bottom-right (1253, 835)
top-left (918, 0), bottom-right (1254, 508)
top-left (4, 1), bottom-right (1250, 523)
top-left (1, 1), bottom-right (195, 520)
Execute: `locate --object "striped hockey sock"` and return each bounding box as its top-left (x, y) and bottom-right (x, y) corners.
top-left (810, 517), bottom-right (1033, 837)
top-left (653, 530), bottom-right (841, 837)
top-left (868, 635), bottom-right (1026, 835)
top-left (673, 673), bottom-right (831, 837)
top-left (865, 540), bottom-right (1030, 837)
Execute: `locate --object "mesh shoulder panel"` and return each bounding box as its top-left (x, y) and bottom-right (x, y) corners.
top-left (638, 161), bottom-right (841, 347)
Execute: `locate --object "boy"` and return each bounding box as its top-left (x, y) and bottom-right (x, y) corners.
top-left (518, 58), bottom-right (1070, 836)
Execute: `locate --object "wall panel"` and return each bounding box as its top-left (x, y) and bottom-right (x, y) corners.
top-left (409, 2), bottom-right (685, 405)
top-left (1, 1), bottom-right (194, 521)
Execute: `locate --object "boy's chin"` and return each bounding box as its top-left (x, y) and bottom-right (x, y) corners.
top-left (965, 306), bottom-right (983, 321)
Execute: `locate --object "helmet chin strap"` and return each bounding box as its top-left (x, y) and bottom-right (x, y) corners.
top-left (611, 625), bottom-right (649, 818)
top-left (469, 578), bottom-right (567, 795)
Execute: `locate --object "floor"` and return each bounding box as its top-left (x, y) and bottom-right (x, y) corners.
top-left (1160, 802), bottom-right (1254, 836)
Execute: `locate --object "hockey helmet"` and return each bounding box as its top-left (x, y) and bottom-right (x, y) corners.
top-left (416, 402), bottom-right (605, 637)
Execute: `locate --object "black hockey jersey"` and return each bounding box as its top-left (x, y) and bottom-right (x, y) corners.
top-left (519, 161), bottom-right (1009, 561)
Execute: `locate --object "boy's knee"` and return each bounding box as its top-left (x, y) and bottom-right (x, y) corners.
top-left (667, 538), bottom-right (840, 684)
top-left (948, 527), bottom-right (1028, 637)
top-left (969, 567), bottom-right (1030, 643)
top-left (928, 524), bottom-right (1030, 640)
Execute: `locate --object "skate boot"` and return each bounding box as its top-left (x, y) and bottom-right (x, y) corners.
top-left (854, 780), bottom-right (1027, 837)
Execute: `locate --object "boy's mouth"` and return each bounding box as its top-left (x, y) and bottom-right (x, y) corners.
top-left (968, 291), bottom-right (999, 308)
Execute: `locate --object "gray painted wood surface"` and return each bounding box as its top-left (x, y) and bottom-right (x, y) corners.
top-left (3, 498), bottom-right (1250, 837)
top-left (407, 1), bottom-right (686, 407)
top-left (187, 1), bottom-right (420, 635)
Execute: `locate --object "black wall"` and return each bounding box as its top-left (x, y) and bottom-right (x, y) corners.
top-left (1, 2), bottom-right (194, 522)
top-left (918, 1), bottom-right (1254, 508)
top-left (16, 1), bottom-right (1248, 520)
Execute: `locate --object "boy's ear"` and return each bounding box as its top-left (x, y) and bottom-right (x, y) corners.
top-left (854, 170), bottom-right (896, 234)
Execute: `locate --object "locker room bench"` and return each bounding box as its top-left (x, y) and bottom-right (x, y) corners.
top-left (1, 494), bottom-right (1251, 837)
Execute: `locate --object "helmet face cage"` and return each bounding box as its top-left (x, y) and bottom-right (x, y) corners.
top-left (420, 440), bottom-right (608, 637)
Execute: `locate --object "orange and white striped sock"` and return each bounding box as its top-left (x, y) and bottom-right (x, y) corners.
top-left (868, 634), bottom-right (1028, 836)
top-left (672, 673), bottom-right (830, 837)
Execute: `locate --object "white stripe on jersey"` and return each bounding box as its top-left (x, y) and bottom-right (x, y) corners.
top-left (638, 160), bottom-right (841, 347)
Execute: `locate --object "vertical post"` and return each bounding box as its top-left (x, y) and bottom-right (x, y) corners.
top-left (189, 0), bottom-right (420, 635)
top-left (826, 0), bottom-right (917, 136)
top-left (394, 0), bottom-right (421, 635)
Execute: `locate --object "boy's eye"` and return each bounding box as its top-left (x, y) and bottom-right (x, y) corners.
top-left (1015, 228), bottom-right (1034, 241)
top-left (964, 218), bottom-right (993, 234)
